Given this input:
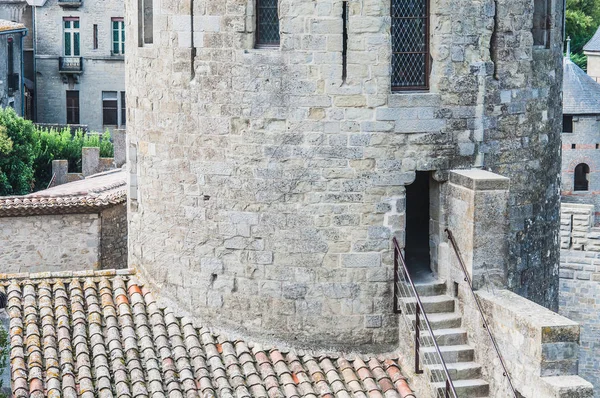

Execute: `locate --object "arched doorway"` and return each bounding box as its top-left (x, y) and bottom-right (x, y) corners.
top-left (574, 163), bottom-right (590, 191)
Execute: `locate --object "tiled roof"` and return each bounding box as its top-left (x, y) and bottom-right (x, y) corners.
top-left (584, 26), bottom-right (600, 52)
top-left (0, 170), bottom-right (126, 217)
top-left (6, 269), bottom-right (415, 398)
top-left (563, 58), bottom-right (600, 115)
top-left (0, 19), bottom-right (26, 33)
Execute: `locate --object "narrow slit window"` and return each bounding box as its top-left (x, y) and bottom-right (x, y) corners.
top-left (7, 38), bottom-right (13, 76)
top-left (342, 2), bottom-right (348, 81)
top-left (563, 115), bottom-right (573, 133)
top-left (256, 0), bottom-right (280, 48)
top-left (391, 0), bottom-right (429, 90)
top-left (532, 0), bottom-right (551, 47)
top-left (575, 163), bottom-right (590, 191)
top-left (93, 24), bottom-right (98, 49)
top-left (139, 0), bottom-right (153, 46)
top-left (120, 91), bottom-right (126, 126)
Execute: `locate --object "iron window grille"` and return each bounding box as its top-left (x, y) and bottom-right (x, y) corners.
top-left (391, 0), bottom-right (429, 91)
top-left (256, 0), bottom-right (280, 48)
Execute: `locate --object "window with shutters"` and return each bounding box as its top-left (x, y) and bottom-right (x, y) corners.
top-left (391, 0), bottom-right (429, 90)
top-left (64, 18), bottom-right (80, 56)
top-left (256, 0), bottom-right (280, 48)
top-left (112, 18), bottom-right (125, 55)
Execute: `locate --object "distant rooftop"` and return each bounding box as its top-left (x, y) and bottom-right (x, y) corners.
top-left (0, 19), bottom-right (25, 33)
top-left (584, 26), bottom-right (600, 52)
top-left (0, 169), bottom-right (126, 216)
top-left (563, 58), bottom-right (600, 115)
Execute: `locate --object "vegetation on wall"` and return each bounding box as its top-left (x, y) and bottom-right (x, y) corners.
top-left (566, 0), bottom-right (600, 69)
top-left (0, 108), bottom-right (114, 195)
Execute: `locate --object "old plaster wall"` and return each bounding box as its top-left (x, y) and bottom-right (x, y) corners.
top-left (0, 213), bottom-right (100, 273)
top-left (126, 0), bottom-right (563, 350)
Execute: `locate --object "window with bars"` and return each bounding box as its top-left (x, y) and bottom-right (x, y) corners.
top-left (64, 18), bottom-right (80, 56)
top-left (256, 0), bottom-right (280, 48)
top-left (112, 18), bottom-right (125, 55)
top-left (391, 0), bottom-right (429, 90)
top-left (66, 91), bottom-right (80, 124)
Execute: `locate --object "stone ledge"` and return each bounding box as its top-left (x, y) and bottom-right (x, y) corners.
top-left (449, 169), bottom-right (510, 191)
top-left (386, 92), bottom-right (441, 108)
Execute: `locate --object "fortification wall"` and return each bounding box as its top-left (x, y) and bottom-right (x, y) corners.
top-left (126, 0), bottom-right (563, 350)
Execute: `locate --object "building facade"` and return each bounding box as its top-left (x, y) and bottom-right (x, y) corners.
top-left (0, 20), bottom-right (26, 115)
top-left (126, 0), bottom-right (564, 352)
top-left (28, 0), bottom-right (125, 132)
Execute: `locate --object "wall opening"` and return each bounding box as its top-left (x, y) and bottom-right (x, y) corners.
top-left (575, 163), bottom-right (590, 191)
top-left (405, 171), bottom-right (433, 281)
top-left (563, 115), bottom-right (573, 133)
top-left (532, 0), bottom-right (551, 47)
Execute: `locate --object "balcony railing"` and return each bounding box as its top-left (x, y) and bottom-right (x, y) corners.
top-left (59, 57), bottom-right (83, 73)
top-left (58, 0), bottom-right (82, 7)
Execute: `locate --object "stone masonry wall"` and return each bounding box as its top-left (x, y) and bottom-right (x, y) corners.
top-left (560, 203), bottom-right (600, 394)
top-left (561, 115), bottom-right (600, 224)
top-left (34, 0), bottom-right (125, 131)
top-left (126, 0), bottom-right (563, 350)
top-left (0, 213), bottom-right (100, 273)
top-left (100, 203), bottom-right (128, 270)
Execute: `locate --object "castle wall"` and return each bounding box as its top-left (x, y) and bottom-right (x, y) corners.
top-left (561, 115), bottom-right (600, 223)
top-left (126, 0), bottom-right (563, 350)
top-left (100, 203), bottom-right (128, 270)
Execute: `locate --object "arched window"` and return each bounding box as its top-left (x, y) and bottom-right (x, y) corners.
top-left (575, 163), bottom-right (590, 191)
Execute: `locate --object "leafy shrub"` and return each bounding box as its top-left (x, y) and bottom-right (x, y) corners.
top-left (0, 108), bottom-right (38, 196)
top-left (32, 128), bottom-right (113, 191)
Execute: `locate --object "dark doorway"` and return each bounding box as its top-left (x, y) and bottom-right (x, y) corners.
top-left (405, 171), bottom-right (433, 281)
top-left (575, 163), bottom-right (590, 191)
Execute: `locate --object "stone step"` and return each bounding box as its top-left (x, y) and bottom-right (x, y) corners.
top-left (433, 379), bottom-right (489, 398)
top-left (427, 361), bottom-right (482, 381)
top-left (413, 312), bottom-right (462, 330)
top-left (414, 280), bottom-right (447, 296)
top-left (421, 328), bottom-right (468, 346)
top-left (421, 344), bottom-right (474, 363)
top-left (401, 295), bottom-right (455, 314)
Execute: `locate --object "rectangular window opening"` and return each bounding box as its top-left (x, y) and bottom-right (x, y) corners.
top-left (143, 0), bottom-right (153, 44)
top-left (112, 18), bottom-right (125, 54)
top-left (572, 144), bottom-right (576, 149)
top-left (7, 38), bottom-right (14, 76)
top-left (256, 0), bottom-right (280, 48)
top-left (391, 0), bottom-right (429, 90)
top-left (93, 24), bottom-right (98, 49)
top-left (66, 91), bottom-right (80, 125)
top-left (563, 115), bottom-right (573, 133)
top-left (532, 0), bottom-right (551, 47)
top-left (121, 91), bottom-right (126, 126)
top-left (102, 91), bottom-right (119, 126)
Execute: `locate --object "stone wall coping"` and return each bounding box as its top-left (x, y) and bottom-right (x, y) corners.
top-left (477, 290), bottom-right (579, 342)
top-left (0, 268), bottom-right (133, 283)
top-left (561, 203), bottom-right (595, 211)
top-left (449, 169), bottom-right (510, 191)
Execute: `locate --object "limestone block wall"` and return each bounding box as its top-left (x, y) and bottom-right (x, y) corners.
top-left (100, 203), bottom-right (128, 270)
top-left (126, 0), bottom-right (563, 350)
top-left (0, 213), bottom-right (100, 273)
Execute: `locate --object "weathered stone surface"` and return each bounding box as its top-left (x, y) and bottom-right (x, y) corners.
top-left (126, 0), bottom-right (563, 350)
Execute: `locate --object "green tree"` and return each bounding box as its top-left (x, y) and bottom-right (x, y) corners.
top-left (0, 108), bottom-right (38, 196)
top-left (566, 0), bottom-right (600, 68)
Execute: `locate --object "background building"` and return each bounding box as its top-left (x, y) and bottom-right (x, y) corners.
top-left (26, 0), bottom-right (125, 131)
top-left (0, 20), bottom-right (26, 116)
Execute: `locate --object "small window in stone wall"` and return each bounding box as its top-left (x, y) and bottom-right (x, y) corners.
top-left (66, 90), bottom-right (80, 124)
top-left (391, 0), bottom-right (429, 90)
top-left (575, 163), bottom-right (590, 191)
top-left (532, 0), bottom-right (551, 47)
top-left (563, 115), bottom-right (573, 133)
top-left (138, 0), bottom-right (153, 46)
top-left (256, 0), bottom-right (280, 48)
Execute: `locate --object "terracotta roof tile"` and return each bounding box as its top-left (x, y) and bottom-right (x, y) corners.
top-left (0, 170), bottom-right (126, 217)
top-left (3, 270), bottom-right (415, 398)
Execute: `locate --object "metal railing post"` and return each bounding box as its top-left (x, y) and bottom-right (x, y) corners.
top-left (394, 244), bottom-right (400, 313)
top-left (415, 305), bottom-right (422, 374)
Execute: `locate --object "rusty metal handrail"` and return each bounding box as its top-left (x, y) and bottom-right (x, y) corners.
top-left (393, 237), bottom-right (458, 398)
top-left (445, 228), bottom-right (517, 398)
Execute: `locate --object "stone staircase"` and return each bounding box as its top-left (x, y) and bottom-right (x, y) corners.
top-left (404, 280), bottom-right (490, 398)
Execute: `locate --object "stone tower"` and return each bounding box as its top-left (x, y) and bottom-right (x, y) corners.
top-left (126, 0), bottom-right (563, 351)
